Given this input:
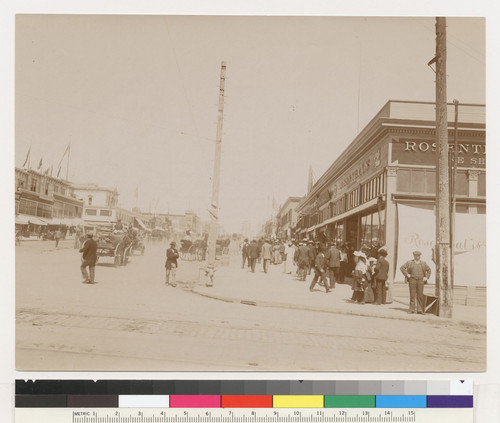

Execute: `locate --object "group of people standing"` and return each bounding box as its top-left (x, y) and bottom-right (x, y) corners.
top-left (240, 237), bottom-right (392, 306)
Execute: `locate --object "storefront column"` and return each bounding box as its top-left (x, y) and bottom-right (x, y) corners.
top-left (467, 170), bottom-right (479, 213)
top-left (385, 166), bottom-right (398, 282)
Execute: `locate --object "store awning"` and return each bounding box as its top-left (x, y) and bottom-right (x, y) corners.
top-left (15, 214), bottom-right (48, 226)
top-left (134, 217), bottom-right (149, 231)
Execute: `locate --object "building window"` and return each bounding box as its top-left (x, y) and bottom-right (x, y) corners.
top-left (397, 169), bottom-right (411, 192)
top-left (30, 179), bottom-right (37, 192)
top-left (88, 195), bottom-right (93, 206)
top-left (54, 185), bottom-right (59, 193)
top-left (455, 172), bottom-right (469, 196)
top-left (17, 179), bottom-right (24, 190)
top-left (100, 209), bottom-right (112, 216)
top-left (477, 172), bottom-right (486, 197)
top-left (397, 168), bottom-right (436, 194)
top-left (85, 209), bottom-right (97, 216)
top-left (360, 207), bottom-right (386, 250)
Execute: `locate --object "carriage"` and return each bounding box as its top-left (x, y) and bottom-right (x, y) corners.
top-left (96, 229), bottom-right (135, 267)
top-left (179, 238), bottom-right (206, 261)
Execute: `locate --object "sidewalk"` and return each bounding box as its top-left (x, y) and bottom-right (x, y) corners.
top-left (192, 257), bottom-right (486, 328)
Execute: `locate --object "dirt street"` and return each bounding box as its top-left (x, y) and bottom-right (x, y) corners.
top-left (15, 240), bottom-right (485, 371)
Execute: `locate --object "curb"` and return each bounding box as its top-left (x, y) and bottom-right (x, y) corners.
top-left (190, 288), bottom-right (485, 329)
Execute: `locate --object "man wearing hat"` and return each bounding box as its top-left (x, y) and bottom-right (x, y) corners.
top-left (241, 238), bottom-right (250, 269)
top-left (373, 247), bottom-right (389, 305)
top-left (165, 241), bottom-right (179, 287)
top-left (261, 239), bottom-right (273, 273)
top-left (400, 251), bottom-right (431, 314)
top-left (79, 233), bottom-right (98, 284)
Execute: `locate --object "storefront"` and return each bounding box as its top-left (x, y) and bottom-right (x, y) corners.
top-left (296, 100), bottom-right (486, 285)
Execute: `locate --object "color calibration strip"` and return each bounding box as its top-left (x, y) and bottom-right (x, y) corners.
top-left (15, 380), bottom-right (473, 409)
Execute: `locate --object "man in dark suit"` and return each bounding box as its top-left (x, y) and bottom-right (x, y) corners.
top-left (165, 241), bottom-right (179, 286)
top-left (326, 242), bottom-right (341, 289)
top-left (247, 240), bottom-right (259, 273)
top-left (373, 247), bottom-right (390, 305)
top-left (79, 233), bottom-right (98, 284)
top-left (309, 246), bottom-right (330, 293)
top-left (241, 238), bottom-right (250, 268)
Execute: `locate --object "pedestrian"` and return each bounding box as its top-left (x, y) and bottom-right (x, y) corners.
top-left (279, 241), bottom-right (286, 263)
top-left (326, 241), bottom-right (341, 290)
top-left (248, 239), bottom-right (259, 273)
top-left (79, 233), bottom-right (98, 284)
top-left (400, 250), bottom-right (431, 314)
top-left (74, 226), bottom-right (82, 249)
top-left (165, 241), bottom-right (179, 287)
top-left (373, 246), bottom-right (389, 305)
top-left (261, 239), bottom-right (273, 273)
top-left (241, 238), bottom-right (250, 268)
top-left (294, 242), bottom-right (310, 281)
top-left (54, 228), bottom-right (62, 248)
top-left (339, 244), bottom-right (348, 283)
top-left (306, 240), bottom-right (316, 276)
top-left (272, 241), bottom-right (282, 265)
top-left (257, 239), bottom-right (264, 264)
top-left (309, 246), bottom-right (330, 293)
top-left (284, 241), bottom-right (295, 274)
top-left (364, 257), bottom-right (377, 303)
top-left (352, 251), bottom-right (369, 304)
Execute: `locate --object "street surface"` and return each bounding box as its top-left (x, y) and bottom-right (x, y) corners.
top-left (16, 239), bottom-right (485, 371)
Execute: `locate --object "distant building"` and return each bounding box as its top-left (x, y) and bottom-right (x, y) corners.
top-left (276, 196), bottom-right (303, 240)
top-left (72, 183), bottom-right (121, 226)
top-left (15, 167), bottom-right (83, 228)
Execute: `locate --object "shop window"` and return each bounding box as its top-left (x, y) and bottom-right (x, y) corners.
top-left (425, 170), bottom-right (436, 193)
top-left (477, 172), bottom-right (486, 196)
top-left (455, 172), bottom-right (468, 196)
top-left (100, 209), bottom-right (112, 217)
top-left (397, 169), bottom-right (411, 192)
top-left (412, 170), bottom-right (426, 193)
top-left (85, 209), bottom-right (97, 216)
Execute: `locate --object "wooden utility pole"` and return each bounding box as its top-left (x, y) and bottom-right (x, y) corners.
top-left (450, 99), bottom-right (459, 291)
top-left (66, 142), bottom-right (71, 180)
top-left (206, 61), bottom-right (227, 287)
top-left (435, 17), bottom-right (453, 318)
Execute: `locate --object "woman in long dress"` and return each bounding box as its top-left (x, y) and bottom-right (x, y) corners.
top-left (352, 251), bottom-right (369, 304)
top-left (284, 241), bottom-right (295, 274)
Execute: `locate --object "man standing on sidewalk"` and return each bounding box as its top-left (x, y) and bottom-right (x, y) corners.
top-left (400, 251), bottom-right (431, 314)
top-left (326, 241), bottom-right (341, 290)
top-left (309, 246), bottom-right (330, 293)
top-left (248, 239), bottom-right (259, 273)
top-left (79, 233), bottom-right (97, 284)
top-left (165, 241), bottom-right (179, 287)
top-left (54, 228), bottom-right (62, 248)
top-left (373, 247), bottom-right (389, 305)
top-left (261, 239), bottom-right (273, 273)
top-left (241, 238), bottom-right (250, 269)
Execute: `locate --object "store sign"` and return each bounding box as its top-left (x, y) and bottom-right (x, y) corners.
top-left (393, 139), bottom-right (486, 168)
top-left (396, 204), bottom-right (486, 286)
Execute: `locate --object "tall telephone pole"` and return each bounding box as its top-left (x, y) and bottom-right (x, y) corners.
top-left (206, 61), bottom-right (227, 287)
top-left (435, 17), bottom-right (453, 318)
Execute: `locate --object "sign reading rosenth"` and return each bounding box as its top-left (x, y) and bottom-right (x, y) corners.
top-left (393, 139), bottom-right (486, 168)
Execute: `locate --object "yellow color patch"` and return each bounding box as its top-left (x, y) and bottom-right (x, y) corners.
top-left (273, 395), bottom-right (324, 408)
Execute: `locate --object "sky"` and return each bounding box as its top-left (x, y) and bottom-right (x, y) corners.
top-left (15, 15), bottom-right (485, 235)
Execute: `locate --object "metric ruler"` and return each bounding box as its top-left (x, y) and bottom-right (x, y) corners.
top-left (15, 408), bottom-right (473, 423)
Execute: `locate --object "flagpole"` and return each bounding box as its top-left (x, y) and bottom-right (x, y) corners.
top-left (66, 143), bottom-right (71, 180)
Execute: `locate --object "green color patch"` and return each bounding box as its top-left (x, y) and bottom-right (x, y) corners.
top-left (324, 395), bottom-right (376, 408)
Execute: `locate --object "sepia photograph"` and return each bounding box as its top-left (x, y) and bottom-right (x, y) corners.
top-left (14, 15), bottom-right (486, 371)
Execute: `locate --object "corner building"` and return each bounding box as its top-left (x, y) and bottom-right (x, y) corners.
top-left (296, 100), bottom-right (485, 286)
